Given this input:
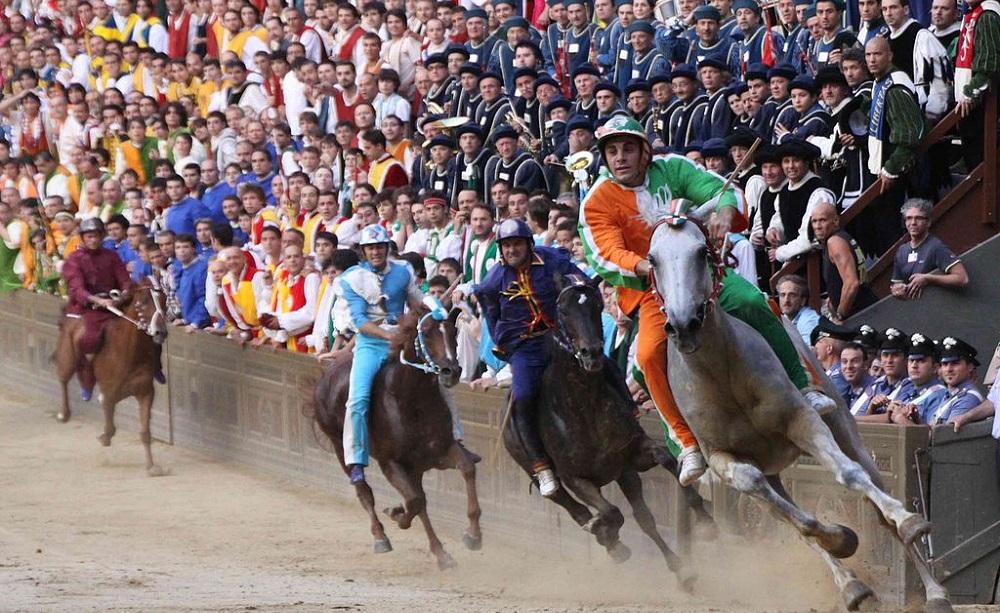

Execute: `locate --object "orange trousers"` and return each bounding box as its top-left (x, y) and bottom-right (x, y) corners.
top-left (634, 291), bottom-right (698, 449)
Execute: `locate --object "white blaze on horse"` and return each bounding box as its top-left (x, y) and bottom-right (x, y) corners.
top-left (644, 200), bottom-right (953, 613)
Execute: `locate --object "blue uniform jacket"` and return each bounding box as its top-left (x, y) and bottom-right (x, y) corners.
top-left (173, 257), bottom-right (210, 327)
top-left (926, 380), bottom-right (985, 425)
top-left (165, 197), bottom-right (213, 238)
top-left (200, 181), bottom-right (236, 225)
top-left (474, 246), bottom-right (587, 355)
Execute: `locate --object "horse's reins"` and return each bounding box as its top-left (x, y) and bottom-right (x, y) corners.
top-left (647, 215), bottom-right (732, 315)
top-left (102, 282), bottom-right (165, 337)
top-left (398, 311), bottom-right (448, 375)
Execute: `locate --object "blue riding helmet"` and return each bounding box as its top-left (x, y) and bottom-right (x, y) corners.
top-left (358, 224), bottom-right (391, 246)
top-left (496, 219), bottom-right (534, 243)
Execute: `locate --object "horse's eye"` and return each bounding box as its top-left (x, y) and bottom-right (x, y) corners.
top-left (648, 255), bottom-right (657, 268)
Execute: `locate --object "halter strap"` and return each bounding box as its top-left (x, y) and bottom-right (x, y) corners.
top-left (398, 311), bottom-right (442, 375)
top-left (647, 214), bottom-right (733, 310)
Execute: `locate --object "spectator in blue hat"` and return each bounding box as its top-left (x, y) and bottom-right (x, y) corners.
top-left (648, 73), bottom-right (679, 148)
top-left (685, 5), bottom-right (735, 68)
top-left (668, 65), bottom-right (709, 149)
top-left (594, 81), bottom-right (624, 119)
top-left (513, 68), bottom-right (544, 141)
top-left (624, 80), bottom-right (653, 127)
top-left (542, 0), bottom-right (596, 98)
top-left (906, 336), bottom-right (985, 426)
top-left (570, 65), bottom-right (601, 122)
top-left (422, 54), bottom-right (455, 116)
top-left (464, 8), bottom-right (499, 70)
top-left (701, 137), bottom-right (731, 174)
top-left (697, 58), bottom-right (734, 140)
top-left (454, 123), bottom-right (490, 205)
top-left (452, 62), bottom-right (483, 120)
top-left (490, 17), bottom-right (536, 94)
top-left (880, 332), bottom-right (949, 425)
top-left (613, 20), bottom-right (668, 88)
top-left (732, 0), bottom-right (784, 79)
top-left (781, 0), bottom-right (813, 72)
top-left (484, 125), bottom-right (547, 200)
top-left (775, 76), bottom-right (831, 143)
top-left (759, 64), bottom-right (797, 143)
top-left (473, 72), bottom-right (514, 144)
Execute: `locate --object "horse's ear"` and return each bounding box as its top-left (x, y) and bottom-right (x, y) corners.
top-left (553, 272), bottom-right (565, 292)
top-left (689, 195), bottom-right (720, 221)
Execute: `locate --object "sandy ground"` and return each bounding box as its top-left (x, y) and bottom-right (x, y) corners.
top-left (1, 390), bottom-right (997, 613)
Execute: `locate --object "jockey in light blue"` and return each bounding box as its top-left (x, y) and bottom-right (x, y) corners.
top-left (340, 224), bottom-right (424, 485)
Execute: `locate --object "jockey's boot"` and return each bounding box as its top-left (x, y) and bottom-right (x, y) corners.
top-left (535, 468), bottom-right (561, 498)
top-left (349, 464), bottom-right (366, 485)
top-left (678, 446), bottom-right (707, 486)
top-left (79, 354), bottom-right (96, 402)
top-left (803, 389), bottom-right (837, 416)
top-left (154, 369), bottom-right (167, 384)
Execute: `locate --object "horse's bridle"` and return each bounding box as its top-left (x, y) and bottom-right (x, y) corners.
top-left (106, 281), bottom-right (167, 338)
top-left (398, 311), bottom-right (453, 375)
top-left (552, 283), bottom-right (597, 366)
top-left (646, 214), bottom-right (733, 315)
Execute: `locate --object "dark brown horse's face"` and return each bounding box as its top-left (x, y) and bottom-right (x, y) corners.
top-left (408, 306), bottom-right (463, 387)
top-left (128, 282), bottom-right (169, 345)
top-left (555, 279), bottom-right (605, 373)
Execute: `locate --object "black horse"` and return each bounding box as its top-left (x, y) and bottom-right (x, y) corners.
top-left (502, 274), bottom-right (713, 589)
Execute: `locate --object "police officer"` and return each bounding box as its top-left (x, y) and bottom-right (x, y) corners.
top-left (474, 219), bottom-right (591, 496)
top-left (853, 327), bottom-right (912, 418)
top-left (923, 337), bottom-right (984, 426)
top-left (887, 332), bottom-right (948, 425)
top-left (339, 225), bottom-right (425, 485)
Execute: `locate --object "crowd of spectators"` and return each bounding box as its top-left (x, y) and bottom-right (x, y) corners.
top-left (0, 0), bottom-right (995, 433)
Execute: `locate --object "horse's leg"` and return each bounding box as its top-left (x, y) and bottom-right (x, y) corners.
top-left (405, 471), bottom-right (455, 570)
top-left (562, 476), bottom-right (629, 562)
top-left (56, 322), bottom-right (78, 422)
top-left (708, 451), bottom-right (859, 559)
top-left (97, 394), bottom-right (116, 447)
top-left (355, 481), bottom-right (392, 553)
top-left (445, 443), bottom-right (482, 551)
top-left (905, 542), bottom-right (953, 613)
top-left (137, 391), bottom-right (164, 476)
top-left (766, 475), bottom-right (875, 611)
top-left (617, 470), bottom-right (695, 591)
top-left (786, 409), bottom-right (931, 546)
top-left (380, 459), bottom-right (424, 530)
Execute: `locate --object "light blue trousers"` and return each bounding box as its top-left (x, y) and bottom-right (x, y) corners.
top-left (343, 334), bottom-right (390, 467)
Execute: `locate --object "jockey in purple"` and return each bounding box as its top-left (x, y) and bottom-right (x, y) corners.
top-left (474, 219), bottom-right (590, 497)
top-left (61, 217), bottom-right (132, 401)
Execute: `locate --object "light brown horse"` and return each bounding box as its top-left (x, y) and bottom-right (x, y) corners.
top-left (53, 279), bottom-right (169, 475)
top-left (310, 305), bottom-right (482, 570)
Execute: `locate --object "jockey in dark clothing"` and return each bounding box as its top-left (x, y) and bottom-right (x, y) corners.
top-left (474, 219), bottom-right (589, 497)
top-left (61, 217), bottom-right (132, 401)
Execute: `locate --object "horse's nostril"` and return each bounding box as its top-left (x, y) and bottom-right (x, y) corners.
top-left (664, 321), bottom-right (676, 334)
top-left (690, 318), bottom-right (702, 332)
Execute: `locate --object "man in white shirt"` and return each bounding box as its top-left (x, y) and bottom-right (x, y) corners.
top-left (766, 138), bottom-right (837, 263)
top-left (381, 8), bottom-right (423, 97)
top-left (208, 61), bottom-right (268, 116)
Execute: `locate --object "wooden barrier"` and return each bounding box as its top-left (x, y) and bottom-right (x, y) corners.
top-left (0, 290), bottom-right (931, 605)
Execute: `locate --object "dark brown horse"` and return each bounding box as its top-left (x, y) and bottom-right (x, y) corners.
top-left (311, 305), bottom-right (482, 569)
top-left (503, 275), bottom-right (712, 590)
top-left (54, 279), bottom-right (169, 475)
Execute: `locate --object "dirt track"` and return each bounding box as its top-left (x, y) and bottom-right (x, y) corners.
top-left (1, 390), bottom-right (997, 613)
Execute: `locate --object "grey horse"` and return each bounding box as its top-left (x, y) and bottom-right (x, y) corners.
top-left (643, 202), bottom-right (953, 613)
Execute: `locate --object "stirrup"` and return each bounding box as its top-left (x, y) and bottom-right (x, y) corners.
top-left (678, 446), bottom-right (707, 487)
top-left (535, 468), bottom-right (560, 498)
top-left (803, 389), bottom-right (837, 416)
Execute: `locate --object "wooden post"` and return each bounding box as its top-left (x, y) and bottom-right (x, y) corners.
top-left (983, 86), bottom-right (998, 225)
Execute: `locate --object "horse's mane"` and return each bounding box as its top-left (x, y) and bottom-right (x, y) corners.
top-left (388, 309), bottom-right (421, 356)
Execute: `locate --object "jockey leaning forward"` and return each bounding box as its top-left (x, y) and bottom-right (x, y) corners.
top-left (339, 223), bottom-right (477, 485)
top-left (578, 115), bottom-right (837, 486)
top-left (474, 218), bottom-right (606, 498)
top-left (61, 217), bottom-right (131, 401)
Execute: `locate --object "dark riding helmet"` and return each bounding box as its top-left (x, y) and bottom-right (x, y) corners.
top-left (496, 219), bottom-right (534, 244)
top-left (78, 217), bottom-right (106, 235)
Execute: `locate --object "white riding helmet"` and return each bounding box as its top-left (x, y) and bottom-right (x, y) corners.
top-left (358, 224), bottom-right (391, 246)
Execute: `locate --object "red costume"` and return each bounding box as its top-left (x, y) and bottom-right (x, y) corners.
top-left (62, 246), bottom-right (131, 391)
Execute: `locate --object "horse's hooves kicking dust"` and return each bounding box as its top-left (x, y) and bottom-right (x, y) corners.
top-left (843, 578), bottom-right (875, 611)
top-left (384, 506), bottom-right (412, 529)
top-left (373, 539), bottom-right (393, 554)
top-left (146, 465), bottom-right (169, 477)
top-left (606, 541), bottom-right (631, 563)
top-left (436, 552), bottom-right (457, 570)
top-left (820, 523), bottom-right (859, 559)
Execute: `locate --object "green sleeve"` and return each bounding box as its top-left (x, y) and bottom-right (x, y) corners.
top-left (661, 155), bottom-right (739, 211)
top-left (883, 88), bottom-right (924, 176)
top-left (966, 11), bottom-right (1000, 98)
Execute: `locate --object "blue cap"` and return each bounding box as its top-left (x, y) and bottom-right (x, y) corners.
top-left (693, 4), bottom-right (721, 20)
top-left (445, 44), bottom-right (470, 58)
top-left (614, 0), bottom-right (633, 7)
top-left (650, 72), bottom-right (672, 86)
top-left (491, 124), bottom-right (519, 143)
top-left (698, 57), bottom-right (728, 71)
top-left (459, 62), bottom-right (482, 76)
top-left (513, 67), bottom-right (538, 81)
top-left (939, 336), bottom-right (979, 365)
top-left (478, 70), bottom-right (503, 83)
top-left (684, 141), bottom-right (704, 154)
top-left (625, 79), bottom-right (651, 96)
top-left (701, 137), bottom-right (729, 158)
top-left (535, 73), bottom-right (559, 88)
top-left (733, 0), bottom-right (761, 14)
top-left (455, 122), bottom-right (484, 140)
top-left (493, 0), bottom-right (516, 7)
top-left (572, 64), bottom-right (601, 79)
top-left (546, 96), bottom-right (573, 113)
top-left (565, 0), bottom-right (586, 6)
top-left (594, 80), bottom-right (620, 96)
top-left (466, 7), bottom-right (488, 19)
top-left (745, 62), bottom-right (768, 81)
top-left (907, 332), bottom-right (939, 361)
top-left (725, 125), bottom-right (758, 147)
top-left (727, 81), bottom-right (749, 96)
top-left (767, 63), bottom-right (797, 81)
top-left (503, 16), bottom-right (531, 30)
top-left (427, 134), bottom-right (456, 149)
top-left (425, 53), bottom-right (447, 67)
top-left (789, 74), bottom-right (816, 94)
top-left (566, 114), bottom-right (594, 133)
top-left (671, 63), bottom-right (698, 81)
top-left (627, 19), bottom-right (655, 35)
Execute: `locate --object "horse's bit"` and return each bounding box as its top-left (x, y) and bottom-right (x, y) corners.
top-left (646, 214), bottom-right (734, 314)
top-left (398, 310), bottom-right (452, 375)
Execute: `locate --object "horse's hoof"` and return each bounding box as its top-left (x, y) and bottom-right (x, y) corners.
top-left (606, 541), bottom-right (631, 564)
top-left (676, 568), bottom-right (697, 594)
top-left (373, 539), bottom-right (393, 554)
top-left (436, 552), bottom-right (457, 570)
top-left (146, 465), bottom-right (168, 477)
top-left (842, 578), bottom-right (875, 611)
top-left (582, 516), bottom-right (603, 534)
top-left (384, 506), bottom-right (412, 530)
top-left (56, 411), bottom-right (70, 423)
top-left (924, 598), bottom-right (954, 613)
top-left (897, 514), bottom-right (932, 546)
top-left (97, 433), bottom-right (114, 447)
top-left (823, 524), bottom-right (859, 559)
top-left (462, 532), bottom-right (482, 551)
